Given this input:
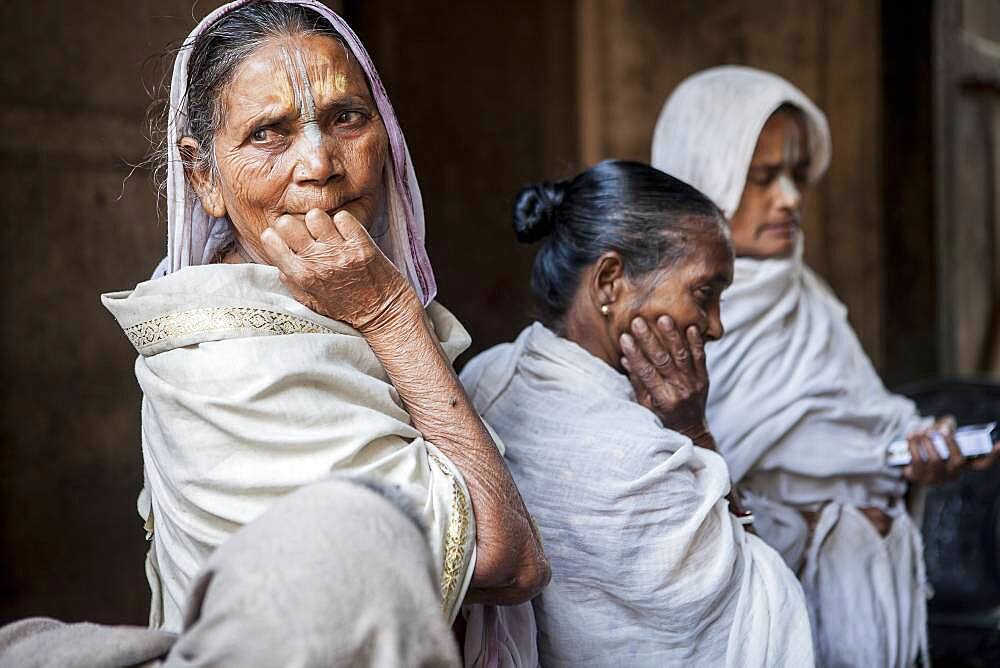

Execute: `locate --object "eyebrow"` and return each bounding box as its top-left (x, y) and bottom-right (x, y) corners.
top-left (239, 95), bottom-right (373, 131)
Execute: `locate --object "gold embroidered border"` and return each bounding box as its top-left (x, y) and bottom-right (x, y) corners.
top-left (122, 307), bottom-right (333, 353)
top-left (429, 452), bottom-right (470, 615)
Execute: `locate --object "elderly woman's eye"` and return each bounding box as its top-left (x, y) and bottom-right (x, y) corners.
top-left (335, 110), bottom-right (367, 125)
top-left (250, 127), bottom-right (276, 143)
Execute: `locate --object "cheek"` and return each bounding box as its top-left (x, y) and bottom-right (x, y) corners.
top-left (341, 126), bottom-right (388, 191)
top-left (217, 150), bottom-right (292, 227)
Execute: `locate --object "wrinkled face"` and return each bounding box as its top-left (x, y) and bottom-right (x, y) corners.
top-left (729, 109), bottom-right (811, 258)
top-left (185, 34), bottom-right (389, 260)
top-left (618, 230), bottom-right (733, 342)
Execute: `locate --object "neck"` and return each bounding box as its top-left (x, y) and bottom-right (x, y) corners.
top-left (560, 302), bottom-right (618, 370)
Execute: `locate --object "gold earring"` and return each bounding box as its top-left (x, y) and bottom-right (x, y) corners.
top-left (600, 304), bottom-right (610, 317)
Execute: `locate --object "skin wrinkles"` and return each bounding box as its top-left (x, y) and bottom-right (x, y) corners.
top-left (181, 34), bottom-right (549, 603)
top-left (184, 34), bottom-right (389, 262)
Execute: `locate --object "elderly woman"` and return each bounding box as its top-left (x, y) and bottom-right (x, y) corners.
top-left (651, 65), bottom-right (1000, 667)
top-left (94, 0), bottom-right (544, 650)
top-left (460, 160), bottom-right (814, 666)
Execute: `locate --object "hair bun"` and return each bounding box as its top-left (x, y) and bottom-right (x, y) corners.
top-left (513, 181), bottom-right (566, 243)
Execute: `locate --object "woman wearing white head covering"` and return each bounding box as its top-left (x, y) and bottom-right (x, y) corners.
top-left (652, 65), bottom-right (997, 667)
top-left (98, 0), bottom-right (547, 640)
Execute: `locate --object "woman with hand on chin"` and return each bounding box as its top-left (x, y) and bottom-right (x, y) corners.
top-left (652, 65), bottom-right (1000, 667)
top-left (461, 160), bottom-right (813, 667)
top-left (93, 1), bottom-right (547, 664)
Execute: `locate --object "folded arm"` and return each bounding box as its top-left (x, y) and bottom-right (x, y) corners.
top-left (260, 208), bottom-right (549, 605)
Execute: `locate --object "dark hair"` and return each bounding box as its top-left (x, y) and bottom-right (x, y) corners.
top-left (144, 1), bottom-right (347, 200)
top-left (514, 160), bottom-right (728, 327)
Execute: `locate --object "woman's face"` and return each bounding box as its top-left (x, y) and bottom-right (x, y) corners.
top-left (623, 231), bottom-right (733, 342)
top-left (728, 109), bottom-right (811, 259)
top-left (185, 34), bottom-right (389, 260)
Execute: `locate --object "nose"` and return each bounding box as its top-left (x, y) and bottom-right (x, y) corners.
top-left (293, 129), bottom-right (341, 187)
top-left (774, 173), bottom-right (802, 213)
top-left (704, 307), bottom-right (724, 342)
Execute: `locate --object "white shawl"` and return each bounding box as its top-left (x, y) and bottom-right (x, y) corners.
top-left (652, 66), bottom-right (929, 667)
top-left (102, 264), bottom-right (475, 631)
top-left (461, 323), bottom-right (813, 667)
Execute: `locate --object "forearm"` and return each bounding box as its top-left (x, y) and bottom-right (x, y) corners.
top-left (361, 295), bottom-right (548, 601)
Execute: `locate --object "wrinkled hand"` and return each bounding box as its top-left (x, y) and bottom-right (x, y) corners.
top-left (903, 415), bottom-right (964, 485)
top-left (619, 315), bottom-right (709, 439)
top-left (260, 208), bottom-right (417, 333)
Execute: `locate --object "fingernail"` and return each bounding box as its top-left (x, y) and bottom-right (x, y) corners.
top-left (661, 316), bottom-right (674, 331)
top-left (631, 318), bottom-right (647, 333)
top-left (620, 333), bottom-right (634, 349)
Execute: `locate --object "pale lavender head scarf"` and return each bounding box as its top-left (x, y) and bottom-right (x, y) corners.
top-left (159, 0), bottom-right (436, 305)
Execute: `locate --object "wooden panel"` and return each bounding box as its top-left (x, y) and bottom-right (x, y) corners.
top-left (0, 0), bottom-right (237, 625)
top-left (348, 0), bottom-right (579, 362)
top-left (575, 0), bottom-right (885, 365)
top-left (882, 0), bottom-right (938, 386)
top-left (821, 0), bottom-right (884, 367)
top-left (934, 0), bottom-right (1000, 375)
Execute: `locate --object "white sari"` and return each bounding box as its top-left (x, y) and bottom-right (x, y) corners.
top-left (104, 0), bottom-right (476, 634)
top-left (461, 323), bottom-right (813, 667)
top-left (103, 264), bottom-right (475, 631)
top-left (653, 66), bottom-right (930, 667)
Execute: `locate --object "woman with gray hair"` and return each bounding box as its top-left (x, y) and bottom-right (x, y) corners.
top-left (2, 0), bottom-right (547, 665)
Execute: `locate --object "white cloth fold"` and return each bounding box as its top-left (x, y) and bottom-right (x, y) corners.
top-left (652, 65), bottom-right (931, 667)
top-left (102, 263), bottom-right (475, 632)
top-left (461, 323), bottom-right (813, 667)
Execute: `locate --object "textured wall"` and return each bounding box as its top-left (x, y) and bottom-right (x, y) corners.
top-left (0, 0), bottom-right (227, 625)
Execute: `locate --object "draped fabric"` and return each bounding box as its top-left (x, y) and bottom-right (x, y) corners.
top-left (103, 264), bottom-right (475, 632)
top-left (158, 0), bottom-right (436, 306)
top-left (461, 323), bottom-right (813, 667)
top-left (652, 65), bottom-right (929, 666)
top-left (651, 65), bottom-right (830, 219)
top-left (0, 478), bottom-right (463, 668)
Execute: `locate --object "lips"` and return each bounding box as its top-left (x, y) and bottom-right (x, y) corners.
top-left (285, 196), bottom-right (359, 217)
top-left (758, 219), bottom-right (800, 236)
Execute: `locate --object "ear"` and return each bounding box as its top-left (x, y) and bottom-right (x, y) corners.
top-left (179, 137), bottom-right (227, 218)
top-left (589, 251), bottom-right (627, 313)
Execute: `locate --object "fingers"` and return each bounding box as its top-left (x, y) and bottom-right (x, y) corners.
top-left (620, 332), bottom-right (664, 397)
top-left (621, 357), bottom-right (653, 410)
top-left (656, 316), bottom-right (691, 371)
top-left (903, 434), bottom-right (927, 484)
top-left (332, 209), bottom-right (371, 244)
top-left (937, 423), bottom-right (964, 479)
top-left (921, 431), bottom-right (945, 484)
top-left (630, 317), bottom-right (672, 369)
top-left (269, 214), bottom-right (316, 254)
top-left (687, 325), bottom-right (707, 383)
top-left (260, 227), bottom-right (307, 279)
top-left (304, 208), bottom-right (343, 243)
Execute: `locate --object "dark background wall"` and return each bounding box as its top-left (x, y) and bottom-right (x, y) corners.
top-left (0, 0), bottom-right (992, 625)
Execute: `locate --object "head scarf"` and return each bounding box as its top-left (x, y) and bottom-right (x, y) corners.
top-left (160, 0), bottom-right (436, 305)
top-left (651, 65), bottom-right (831, 219)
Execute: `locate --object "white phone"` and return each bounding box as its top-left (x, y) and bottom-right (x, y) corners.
top-left (887, 422), bottom-right (998, 467)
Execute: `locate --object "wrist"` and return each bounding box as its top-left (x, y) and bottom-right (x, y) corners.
top-left (355, 284), bottom-right (423, 339)
top-left (679, 421), bottom-right (715, 450)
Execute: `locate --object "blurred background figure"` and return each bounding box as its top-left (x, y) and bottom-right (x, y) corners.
top-left (2, 0), bottom-right (999, 663)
